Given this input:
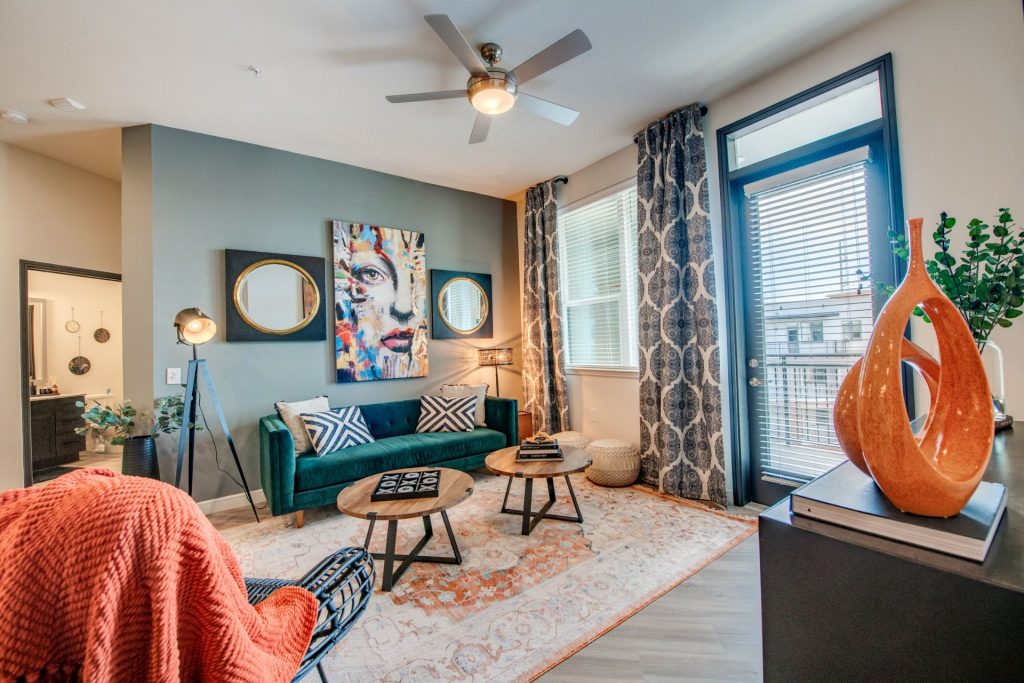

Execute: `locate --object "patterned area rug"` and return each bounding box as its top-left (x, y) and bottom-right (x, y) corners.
top-left (221, 471), bottom-right (756, 682)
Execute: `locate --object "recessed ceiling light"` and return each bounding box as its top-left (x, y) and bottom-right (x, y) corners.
top-left (48, 97), bottom-right (86, 113)
top-left (0, 109), bottom-right (29, 124)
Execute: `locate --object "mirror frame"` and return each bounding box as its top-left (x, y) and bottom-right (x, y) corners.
top-left (430, 269), bottom-right (493, 339)
top-left (225, 249), bottom-right (328, 342)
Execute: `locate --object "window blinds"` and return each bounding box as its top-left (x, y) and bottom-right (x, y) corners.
top-left (558, 184), bottom-right (639, 369)
top-left (745, 154), bottom-right (874, 482)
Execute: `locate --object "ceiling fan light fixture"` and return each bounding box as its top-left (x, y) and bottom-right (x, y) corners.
top-left (468, 79), bottom-right (516, 115)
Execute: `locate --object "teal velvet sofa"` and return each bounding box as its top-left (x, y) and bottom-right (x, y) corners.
top-left (259, 397), bottom-right (518, 518)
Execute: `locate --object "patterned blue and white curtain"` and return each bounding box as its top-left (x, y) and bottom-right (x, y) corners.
top-left (522, 179), bottom-right (570, 434)
top-left (636, 104), bottom-right (726, 505)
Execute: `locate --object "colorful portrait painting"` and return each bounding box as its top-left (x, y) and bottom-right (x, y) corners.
top-left (333, 221), bottom-right (428, 382)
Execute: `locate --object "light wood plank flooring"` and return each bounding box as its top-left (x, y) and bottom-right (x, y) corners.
top-left (539, 535), bottom-right (761, 682)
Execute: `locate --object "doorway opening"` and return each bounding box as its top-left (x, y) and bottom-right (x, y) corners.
top-left (20, 261), bottom-right (123, 486)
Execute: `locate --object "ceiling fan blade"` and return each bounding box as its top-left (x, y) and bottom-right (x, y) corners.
top-left (424, 14), bottom-right (489, 77)
top-left (469, 113), bottom-right (491, 144)
top-left (386, 90), bottom-right (467, 103)
top-left (516, 93), bottom-right (580, 126)
top-left (510, 29), bottom-right (591, 85)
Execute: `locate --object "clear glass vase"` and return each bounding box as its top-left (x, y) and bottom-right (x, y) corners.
top-left (980, 340), bottom-right (1009, 422)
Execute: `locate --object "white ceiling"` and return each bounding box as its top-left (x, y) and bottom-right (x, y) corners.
top-left (0, 0), bottom-right (907, 197)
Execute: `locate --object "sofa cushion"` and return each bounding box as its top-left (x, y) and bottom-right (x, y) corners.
top-left (416, 395), bottom-right (477, 433)
top-left (301, 407), bottom-right (374, 455)
top-left (441, 384), bottom-right (489, 426)
top-left (294, 428), bottom-right (506, 492)
top-left (275, 396), bottom-right (329, 455)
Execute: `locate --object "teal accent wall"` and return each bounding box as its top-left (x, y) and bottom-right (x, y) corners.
top-left (122, 125), bottom-right (520, 503)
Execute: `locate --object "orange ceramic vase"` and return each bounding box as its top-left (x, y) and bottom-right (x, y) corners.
top-left (833, 217), bottom-right (994, 517)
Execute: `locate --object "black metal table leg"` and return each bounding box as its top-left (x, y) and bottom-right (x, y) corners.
top-left (522, 478), bottom-right (533, 535)
top-left (363, 513), bottom-right (463, 592)
top-left (499, 474), bottom-right (584, 536)
top-left (382, 520), bottom-right (398, 592)
top-left (565, 474), bottom-right (583, 523)
top-left (441, 510), bottom-right (462, 564)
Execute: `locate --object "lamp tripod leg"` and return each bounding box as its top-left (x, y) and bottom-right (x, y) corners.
top-left (197, 361), bottom-right (260, 523)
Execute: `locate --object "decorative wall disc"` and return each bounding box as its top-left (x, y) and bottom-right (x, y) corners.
top-left (65, 307), bottom-right (80, 333)
top-left (68, 336), bottom-right (91, 375)
top-left (94, 310), bottom-right (111, 343)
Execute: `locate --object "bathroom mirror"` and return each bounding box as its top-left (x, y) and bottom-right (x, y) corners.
top-left (431, 270), bottom-right (493, 339)
top-left (225, 249), bottom-right (327, 342)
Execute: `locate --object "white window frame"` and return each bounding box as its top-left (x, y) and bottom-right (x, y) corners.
top-left (556, 179), bottom-right (639, 374)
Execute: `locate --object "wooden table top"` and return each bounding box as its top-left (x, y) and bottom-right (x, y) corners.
top-left (485, 446), bottom-right (591, 478)
top-left (336, 467), bottom-right (474, 521)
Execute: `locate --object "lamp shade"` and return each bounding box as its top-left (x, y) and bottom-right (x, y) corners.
top-left (174, 307), bottom-right (217, 345)
top-left (478, 347), bottom-right (513, 367)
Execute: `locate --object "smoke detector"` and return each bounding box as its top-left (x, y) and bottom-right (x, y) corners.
top-left (0, 109), bottom-right (29, 124)
top-left (48, 97), bottom-right (86, 113)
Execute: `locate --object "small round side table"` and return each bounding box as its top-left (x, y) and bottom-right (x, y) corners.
top-left (485, 446), bottom-right (591, 536)
top-left (337, 467), bottom-right (473, 592)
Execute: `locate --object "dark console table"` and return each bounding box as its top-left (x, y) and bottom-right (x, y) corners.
top-left (760, 427), bottom-right (1024, 681)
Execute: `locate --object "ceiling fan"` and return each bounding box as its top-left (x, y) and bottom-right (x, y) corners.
top-left (386, 14), bottom-right (592, 144)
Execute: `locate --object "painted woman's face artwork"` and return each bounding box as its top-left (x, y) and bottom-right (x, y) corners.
top-left (333, 221), bottom-right (428, 382)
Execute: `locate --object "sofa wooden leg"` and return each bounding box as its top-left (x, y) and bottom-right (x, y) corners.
top-left (295, 510), bottom-right (304, 528)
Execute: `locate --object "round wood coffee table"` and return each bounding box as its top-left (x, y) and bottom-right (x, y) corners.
top-left (485, 446), bottom-right (591, 536)
top-left (337, 467), bottom-right (473, 591)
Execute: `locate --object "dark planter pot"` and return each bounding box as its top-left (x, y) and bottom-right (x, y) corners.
top-left (122, 435), bottom-right (159, 479)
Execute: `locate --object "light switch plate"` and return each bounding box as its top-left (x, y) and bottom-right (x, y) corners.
top-left (166, 367), bottom-right (182, 385)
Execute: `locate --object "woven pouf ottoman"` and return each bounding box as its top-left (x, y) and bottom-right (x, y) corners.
top-left (551, 431), bottom-right (592, 450)
top-left (585, 439), bottom-right (640, 487)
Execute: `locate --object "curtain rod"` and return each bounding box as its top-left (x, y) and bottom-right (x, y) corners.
top-left (632, 104), bottom-right (709, 143)
top-left (553, 176), bottom-right (568, 185)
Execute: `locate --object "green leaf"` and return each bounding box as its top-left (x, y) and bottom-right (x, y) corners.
top-left (997, 318), bottom-right (1013, 328)
top-left (1005, 308), bottom-right (1023, 318)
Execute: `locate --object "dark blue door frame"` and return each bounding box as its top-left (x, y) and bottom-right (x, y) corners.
top-left (715, 54), bottom-right (906, 506)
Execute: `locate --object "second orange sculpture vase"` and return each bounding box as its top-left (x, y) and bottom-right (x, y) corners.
top-left (833, 218), bottom-right (994, 517)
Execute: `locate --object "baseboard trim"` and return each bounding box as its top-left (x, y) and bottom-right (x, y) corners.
top-left (196, 489), bottom-right (267, 515)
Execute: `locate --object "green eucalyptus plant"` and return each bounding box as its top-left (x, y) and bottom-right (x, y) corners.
top-left (76, 393), bottom-right (146, 445)
top-left (153, 392), bottom-right (203, 434)
top-left (868, 209), bottom-right (1018, 350)
top-left (77, 390), bottom-right (201, 445)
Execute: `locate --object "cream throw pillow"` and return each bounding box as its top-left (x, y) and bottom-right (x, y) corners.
top-left (440, 384), bottom-right (488, 426)
top-left (275, 396), bottom-right (330, 455)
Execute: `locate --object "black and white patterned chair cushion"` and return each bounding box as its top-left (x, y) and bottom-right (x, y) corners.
top-left (301, 406), bottom-right (375, 455)
top-left (416, 395), bottom-right (477, 433)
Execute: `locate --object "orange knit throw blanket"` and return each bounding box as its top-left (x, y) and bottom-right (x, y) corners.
top-left (0, 469), bottom-right (317, 682)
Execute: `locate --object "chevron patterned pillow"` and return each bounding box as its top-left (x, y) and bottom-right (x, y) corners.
top-left (416, 395), bottom-right (478, 433)
top-left (300, 406), bottom-right (375, 456)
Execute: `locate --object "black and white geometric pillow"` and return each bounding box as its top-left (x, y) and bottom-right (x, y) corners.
top-left (301, 406), bottom-right (375, 456)
top-left (416, 395), bottom-right (478, 433)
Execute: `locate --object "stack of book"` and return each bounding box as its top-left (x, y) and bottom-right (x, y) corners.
top-left (516, 436), bottom-right (563, 462)
top-left (790, 461), bottom-right (1007, 562)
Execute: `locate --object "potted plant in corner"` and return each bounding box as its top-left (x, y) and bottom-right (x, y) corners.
top-left (77, 394), bottom-right (159, 478)
top-left (866, 208), bottom-right (1018, 428)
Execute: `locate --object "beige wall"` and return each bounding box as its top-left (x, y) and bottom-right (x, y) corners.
top-left (513, 0), bottom-right (1023, 492)
top-left (0, 142), bottom-right (121, 490)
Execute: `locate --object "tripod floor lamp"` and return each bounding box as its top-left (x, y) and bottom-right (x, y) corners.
top-left (173, 307), bottom-right (260, 522)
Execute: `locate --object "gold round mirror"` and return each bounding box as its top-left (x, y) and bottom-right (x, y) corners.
top-left (233, 259), bottom-right (320, 335)
top-left (438, 277), bottom-right (488, 334)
